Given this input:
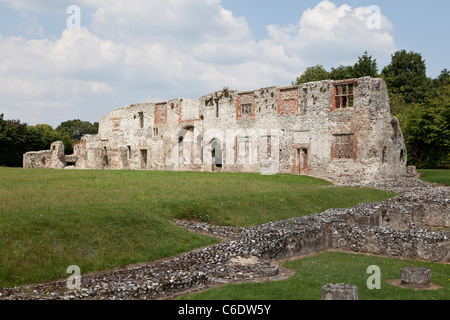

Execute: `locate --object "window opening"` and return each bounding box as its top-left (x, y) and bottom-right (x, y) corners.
top-left (240, 104), bottom-right (252, 117)
top-left (138, 112), bottom-right (144, 128)
top-left (214, 99), bottom-right (220, 118)
top-left (334, 83), bottom-right (354, 109)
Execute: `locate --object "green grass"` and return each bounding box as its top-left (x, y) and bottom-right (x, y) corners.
top-left (179, 252), bottom-right (450, 300)
top-left (0, 167), bottom-right (395, 288)
top-left (418, 169), bottom-right (450, 186)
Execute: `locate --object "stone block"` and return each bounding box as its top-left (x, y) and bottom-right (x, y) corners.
top-left (321, 283), bottom-right (358, 300)
top-left (401, 267), bottom-right (431, 288)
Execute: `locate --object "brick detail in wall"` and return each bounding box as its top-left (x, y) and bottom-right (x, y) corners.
top-left (332, 134), bottom-right (356, 160)
top-left (155, 103), bottom-right (168, 125)
top-left (278, 86), bottom-right (299, 115)
top-left (236, 91), bottom-right (255, 119)
top-left (111, 118), bottom-right (121, 132)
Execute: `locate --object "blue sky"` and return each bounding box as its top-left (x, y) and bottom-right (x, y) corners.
top-left (0, 0), bottom-right (448, 127)
top-left (222, 0), bottom-right (449, 76)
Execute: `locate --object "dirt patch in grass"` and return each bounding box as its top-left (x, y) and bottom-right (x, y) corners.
top-left (386, 279), bottom-right (443, 290)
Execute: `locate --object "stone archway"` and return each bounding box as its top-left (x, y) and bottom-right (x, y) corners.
top-left (210, 139), bottom-right (223, 171)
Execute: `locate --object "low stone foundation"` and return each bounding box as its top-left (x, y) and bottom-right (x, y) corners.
top-left (238, 181), bottom-right (449, 263)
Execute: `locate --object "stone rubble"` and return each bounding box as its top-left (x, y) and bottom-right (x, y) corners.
top-left (0, 177), bottom-right (448, 300)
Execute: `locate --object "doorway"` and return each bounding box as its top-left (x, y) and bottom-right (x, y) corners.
top-left (296, 148), bottom-right (308, 174)
top-left (211, 139), bottom-right (222, 171)
top-left (140, 149), bottom-right (147, 169)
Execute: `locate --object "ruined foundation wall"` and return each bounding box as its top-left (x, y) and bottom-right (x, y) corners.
top-left (330, 224), bottom-right (449, 262)
top-left (239, 186), bottom-right (449, 263)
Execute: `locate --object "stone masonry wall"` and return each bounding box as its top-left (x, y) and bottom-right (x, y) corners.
top-left (238, 181), bottom-right (449, 263)
top-left (26, 77), bottom-right (407, 184)
top-left (23, 141), bottom-right (67, 169)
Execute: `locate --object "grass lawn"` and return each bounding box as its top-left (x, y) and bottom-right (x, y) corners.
top-left (418, 169), bottom-right (450, 186)
top-left (178, 251), bottom-right (450, 300)
top-left (0, 167), bottom-right (395, 289)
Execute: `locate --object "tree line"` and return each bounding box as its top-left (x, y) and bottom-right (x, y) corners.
top-left (0, 116), bottom-right (98, 167)
top-left (294, 50), bottom-right (449, 169)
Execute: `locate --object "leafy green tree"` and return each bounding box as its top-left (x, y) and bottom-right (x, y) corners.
top-left (32, 124), bottom-right (73, 154)
top-left (352, 51), bottom-right (378, 78)
top-left (0, 114), bottom-right (31, 167)
top-left (329, 65), bottom-right (354, 80)
top-left (295, 52), bottom-right (379, 84)
top-left (402, 84), bottom-right (450, 169)
top-left (381, 50), bottom-right (431, 104)
top-left (293, 65), bottom-right (330, 85)
top-left (433, 68), bottom-right (450, 87)
top-left (56, 119), bottom-right (99, 141)
top-left (382, 53), bottom-right (448, 168)
top-left (328, 51), bottom-right (378, 80)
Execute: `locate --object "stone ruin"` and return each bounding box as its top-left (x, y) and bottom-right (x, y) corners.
top-left (24, 77), bottom-right (407, 184)
top-left (13, 77), bottom-right (447, 300)
top-left (321, 283), bottom-right (359, 300)
top-left (400, 267), bottom-right (431, 288)
top-left (23, 141), bottom-right (67, 169)
top-left (23, 141), bottom-right (78, 170)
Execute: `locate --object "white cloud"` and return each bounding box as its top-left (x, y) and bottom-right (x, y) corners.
top-left (265, 0), bottom-right (396, 68)
top-left (0, 0), bottom-right (397, 126)
top-left (88, 0), bottom-right (253, 45)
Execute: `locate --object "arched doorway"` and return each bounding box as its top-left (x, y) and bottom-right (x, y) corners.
top-left (210, 139), bottom-right (222, 171)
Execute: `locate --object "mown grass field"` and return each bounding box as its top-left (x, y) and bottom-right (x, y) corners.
top-left (418, 169), bottom-right (450, 186)
top-left (0, 167), bottom-right (396, 289)
top-left (179, 251), bottom-right (450, 300)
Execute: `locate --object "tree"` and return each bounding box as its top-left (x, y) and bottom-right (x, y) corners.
top-left (433, 68), bottom-right (450, 88)
top-left (295, 52), bottom-right (379, 84)
top-left (56, 119), bottom-right (99, 141)
top-left (352, 51), bottom-right (378, 78)
top-left (293, 65), bottom-right (330, 85)
top-left (381, 50), bottom-right (431, 104)
top-left (402, 84), bottom-right (450, 169)
top-left (0, 114), bottom-right (31, 167)
top-left (329, 65), bottom-right (354, 80)
top-left (32, 124), bottom-right (73, 154)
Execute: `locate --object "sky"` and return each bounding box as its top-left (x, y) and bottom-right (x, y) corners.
top-left (0, 0), bottom-right (448, 127)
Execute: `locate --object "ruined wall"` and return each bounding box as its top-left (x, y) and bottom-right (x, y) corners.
top-left (23, 141), bottom-right (67, 169)
top-left (237, 186), bottom-right (450, 263)
top-left (24, 77), bottom-right (407, 183)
